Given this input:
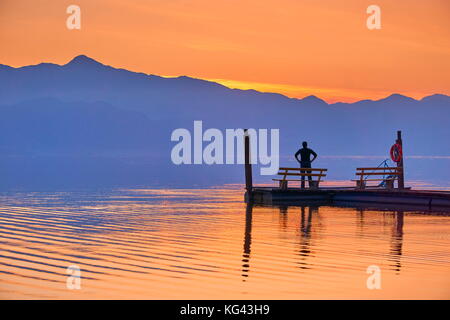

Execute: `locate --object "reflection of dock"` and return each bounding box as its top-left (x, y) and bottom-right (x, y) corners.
top-left (240, 202), bottom-right (425, 280)
top-left (247, 187), bottom-right (450, 208)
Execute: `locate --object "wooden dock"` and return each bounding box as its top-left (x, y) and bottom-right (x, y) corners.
top-left (246, 187), bottom-right (450, 208)
top-left (243, 129), bottom-right (450, 209)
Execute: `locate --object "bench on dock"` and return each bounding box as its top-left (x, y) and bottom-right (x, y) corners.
top-left (352, 167), bottom-right (402, 189)
top-left (273, 167), bottom-right (327, 190)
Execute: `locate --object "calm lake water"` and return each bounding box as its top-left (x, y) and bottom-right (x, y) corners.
top-left (0, 186), bottom-right (449, 299)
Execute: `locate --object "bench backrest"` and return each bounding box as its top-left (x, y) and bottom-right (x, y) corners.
top-left (277, 168), bottom-right (327, 181)
top-left (355, 167), bottom-right (402, 178)
top-left (279, 167), bottom-right (328, 172)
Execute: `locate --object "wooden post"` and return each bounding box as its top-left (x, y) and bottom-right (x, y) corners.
top-left (396, 130), bottom-right (405, 189)
top-left (244, 129), bottom-right (253, 195)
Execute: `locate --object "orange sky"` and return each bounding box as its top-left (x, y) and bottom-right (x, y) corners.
top-left (0, 0), bottom-right (449, 102)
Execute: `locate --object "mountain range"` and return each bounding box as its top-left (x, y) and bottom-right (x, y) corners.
top-left (1, 55), bottom-right (449, 189)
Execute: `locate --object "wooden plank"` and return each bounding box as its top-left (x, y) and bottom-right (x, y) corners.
top-left (351, 179), bottom-right (396, 182)
top-left (279, 167), bottom-right (328, 171)
top-left (356, 167), bottom-right (402, 171)
top-left (277, 173), bottom-right (326, 177)
top-left (355, 172), bottom-right (401, 176)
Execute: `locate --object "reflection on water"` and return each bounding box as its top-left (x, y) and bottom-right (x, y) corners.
top-left (0, 187), bottom-right (449, 299)
top-left (241, 203), bottom-right (252, 280)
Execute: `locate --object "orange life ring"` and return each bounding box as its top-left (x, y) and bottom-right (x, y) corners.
top-left (390, 143), bottom-right (402, 162)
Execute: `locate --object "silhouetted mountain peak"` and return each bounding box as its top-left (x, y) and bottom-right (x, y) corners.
top-left (300, 95), bottom-right (327, 105)
top-left (378, 93), bottom-right (416, 103)
top-left (65, 55), bottom-right (104, 68)
top-left (0, 64), bottom-right (13, 71)
top-left (420, 93), bottom-right (450, 103)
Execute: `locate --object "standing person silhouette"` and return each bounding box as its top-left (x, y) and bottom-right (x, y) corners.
top-left (295, 141), bottom-right (318, 188)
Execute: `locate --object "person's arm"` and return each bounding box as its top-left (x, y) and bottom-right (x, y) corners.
top-left (294, 149), bottom-right (301, 163)
top-left (311, 149), bottom-right (318, 162)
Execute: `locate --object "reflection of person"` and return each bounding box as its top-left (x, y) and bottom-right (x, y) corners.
top-left (298, 205), bottom-right (319, 268)
top-left (295, 141), bottom-right (318, 188)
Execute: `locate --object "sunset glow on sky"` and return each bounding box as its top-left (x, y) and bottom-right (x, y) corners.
top-left (1, 0), bottom-right (449, 102)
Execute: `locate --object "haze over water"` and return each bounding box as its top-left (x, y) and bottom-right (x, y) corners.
top-left (0, 186), bottom-right (449, 299)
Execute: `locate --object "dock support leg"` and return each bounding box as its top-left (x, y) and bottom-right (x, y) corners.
top-left (356, 180), bottom-right (366, 189)
top-left (397, 130), bottom-right (405, 189)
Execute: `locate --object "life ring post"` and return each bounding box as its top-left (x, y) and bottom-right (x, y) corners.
top-left (396, 130), bottom-right (405, 189)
